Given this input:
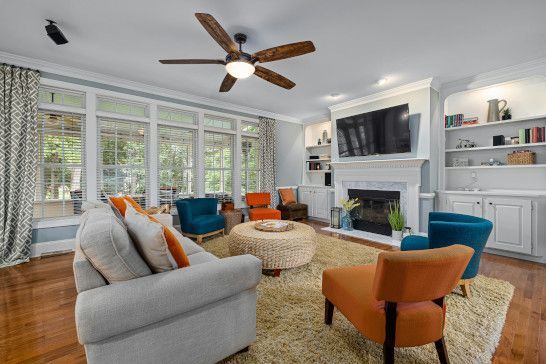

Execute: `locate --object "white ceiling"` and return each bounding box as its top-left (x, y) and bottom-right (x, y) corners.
top-left (1, 0), bottom-right (545, 120)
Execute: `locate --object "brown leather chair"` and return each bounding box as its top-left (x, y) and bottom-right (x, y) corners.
top-left (322, 245), bottom-right (474, 364)
top-left (276, 187), bottom-right (308, 220)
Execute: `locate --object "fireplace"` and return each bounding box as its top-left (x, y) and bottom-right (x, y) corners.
top-left (348, 189), bottom-right (400, 235)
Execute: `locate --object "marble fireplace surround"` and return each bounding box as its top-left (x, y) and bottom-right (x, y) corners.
top-left (331, 158), bottom-right (427, 234)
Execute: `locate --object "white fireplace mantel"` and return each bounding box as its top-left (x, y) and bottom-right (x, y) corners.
top-left (332, 158), bottom-right (427, 233)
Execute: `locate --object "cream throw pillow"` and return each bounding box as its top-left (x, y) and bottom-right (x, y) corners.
top-left (124, 203), bottom-right (174, 273)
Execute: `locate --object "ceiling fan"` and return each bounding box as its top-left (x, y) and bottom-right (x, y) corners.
top-left (159, 13), bottom-right (316, 92)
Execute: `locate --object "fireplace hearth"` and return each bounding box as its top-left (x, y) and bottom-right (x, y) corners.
top-left (348, 189), bottom-right (400, 236)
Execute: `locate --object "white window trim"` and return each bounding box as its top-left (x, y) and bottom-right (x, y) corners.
top-left (36, 77), bottom-right (259, 226)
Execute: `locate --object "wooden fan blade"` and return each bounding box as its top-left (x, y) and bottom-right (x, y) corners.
top-left (159, 59), bottom-right (225, 65)
top-left (219, 74), bottom-right (237, 92)
top-left (252, 41), bottom-right (315, 63)
top-left (254, 66), bottom-right (295, 89)
top-left (195, 13), bottom-right (238, 53)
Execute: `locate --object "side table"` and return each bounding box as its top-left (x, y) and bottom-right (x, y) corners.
top-left (220, 209), bottom-right (243, 234)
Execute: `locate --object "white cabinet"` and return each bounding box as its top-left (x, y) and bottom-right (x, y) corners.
top-left (446, 195), bottom-right (483, 217)
top-left (484, 197), bottom-right (532, 254)
top-left (438, 191), bottom-right (543, 260)
top-left (298, 186), bottom-right (332, 221)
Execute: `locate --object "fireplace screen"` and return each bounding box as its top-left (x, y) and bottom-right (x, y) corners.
top-left (347, 189), bottom-right (400, 236)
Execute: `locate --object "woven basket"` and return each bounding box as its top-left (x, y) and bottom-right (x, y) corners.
top-left (506, 151), bottom-right (536, 165)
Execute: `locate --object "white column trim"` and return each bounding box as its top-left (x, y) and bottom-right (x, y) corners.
top-left (85, 91), bottom-right (98, 201)
top-left (149, 103), bottom-right (159, 206)
top-left (233, 119), bottom-right (242, 207)
top-left (196, 111), bottom-right (205, 197)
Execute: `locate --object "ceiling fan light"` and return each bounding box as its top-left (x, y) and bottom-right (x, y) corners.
top-left (226, 61), bottom-right (255, 79)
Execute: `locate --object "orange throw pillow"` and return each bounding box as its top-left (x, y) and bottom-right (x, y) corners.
top-left (279, 188), bottom-right (296, 205)
top-left (109, 196), bottom-right (129, 216)
top-left (124, 195), bottom-right (146, 214)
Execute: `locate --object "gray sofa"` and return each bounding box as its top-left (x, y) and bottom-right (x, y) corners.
top-left (73, 207), bottom-right (262, 364)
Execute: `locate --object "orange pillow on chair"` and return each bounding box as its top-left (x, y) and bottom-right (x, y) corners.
top-left (109, 196), bottom-right (129, 216)
top-left (279, 188), bottom-right (296, 205)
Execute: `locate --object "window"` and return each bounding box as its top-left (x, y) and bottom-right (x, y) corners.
top-left (158, 125), bottom-right (196, 205)
top-left (39, 87), bottom-right (85, 108)
top-left (204, 114), bottom-right (234, 130)
top-left (241, 121), bottom-right (259, 134)
top-left (34, 112), bottom-right (86, 219)
top-left (97, 96), bottom-right (148, 118)
top-left (241, 136), bottom-right (261, 200)
top-left (158, 106), bottom-right (197, 125)
top-left (97, 118), bottom-right (149, 207)
top-left (204, 132), bottom-right (233, 202)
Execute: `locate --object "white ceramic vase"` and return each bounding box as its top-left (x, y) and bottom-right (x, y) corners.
top-left (391, 230), bottom-right (403, 241)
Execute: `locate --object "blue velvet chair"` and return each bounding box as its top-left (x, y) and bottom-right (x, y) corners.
top-left (400, 212), bottom-right (493, 298)
top-left (175, 198), bottom-right (225, 243)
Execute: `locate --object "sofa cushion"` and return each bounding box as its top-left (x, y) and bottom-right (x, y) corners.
top-left (188, 252), bottom-right (219, 265)
top-left (78, 209), bottom-right (152, 283)
top-left (125, 204), bottom-right (175, 273)
top-left (189, 215), bottom-right (224, 235)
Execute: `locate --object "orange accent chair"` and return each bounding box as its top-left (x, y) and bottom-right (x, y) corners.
top-left (246, 192), bottom-right (281, 221)
top-left (322, 245), bottom-right (474, 364)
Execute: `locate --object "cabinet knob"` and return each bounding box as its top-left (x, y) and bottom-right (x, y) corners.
top-left (489, 202), bottom-right (493, 205)
top-left (476, 201), bottom-right (480, 205)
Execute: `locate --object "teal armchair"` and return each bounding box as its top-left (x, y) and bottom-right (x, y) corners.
top-left (176, 198), bottom-right (224, 243)
top-left (401, 212), bottom-right (493, 297)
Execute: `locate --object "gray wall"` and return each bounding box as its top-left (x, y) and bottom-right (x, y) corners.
top-left (276, 120), bottom-right (304, 187)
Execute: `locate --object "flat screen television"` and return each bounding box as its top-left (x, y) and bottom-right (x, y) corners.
top-left (336, 103), bottom-right (410, 157)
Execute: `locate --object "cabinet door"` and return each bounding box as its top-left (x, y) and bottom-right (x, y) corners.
top-left (314, 189), bottom-right (329, 219)
top-left (299, 188), bottom-right (314, 216)
top-left (485, 198), bottom-right (532, 254)
top-left (446, 195), bottom-right (483, 217)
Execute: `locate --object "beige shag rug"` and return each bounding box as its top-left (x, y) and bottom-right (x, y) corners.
top-left (203, 234), bottom-right (514, 364)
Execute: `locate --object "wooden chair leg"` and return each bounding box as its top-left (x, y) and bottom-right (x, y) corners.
top-left (459, 279), bottom-right (472, 298)
top-left (434, 337), bottom-right (450, 364)
top-left (324, 298), bottom-right (334, 325)
top-left (383, 345), bottom-right (394, 364)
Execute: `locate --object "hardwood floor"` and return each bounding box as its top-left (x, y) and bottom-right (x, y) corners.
top-left (0, 221), bottom-right (543, 363)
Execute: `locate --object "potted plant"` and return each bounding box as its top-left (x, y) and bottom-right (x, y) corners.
top-left (340, 197), bottom-right (360, 231)
top-left (388, 200), bottom-right (405, 240)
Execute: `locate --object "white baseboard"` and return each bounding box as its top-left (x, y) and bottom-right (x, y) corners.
top-left (484, 247), bottom-right (545, 264)
top-left (31, 239), bottom-right (75, 258)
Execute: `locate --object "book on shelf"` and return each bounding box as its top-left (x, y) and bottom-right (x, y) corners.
top-left (518, 126), bottom-right (545, 144)
top-left (444, 114), bottom-right (478, 128)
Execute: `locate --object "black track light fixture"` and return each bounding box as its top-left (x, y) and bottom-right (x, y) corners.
top-left (45, 20), bottom-right (68, 45)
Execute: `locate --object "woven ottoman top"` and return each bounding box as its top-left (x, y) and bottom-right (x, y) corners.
top-left (228, 220), bottom-right (317, 270)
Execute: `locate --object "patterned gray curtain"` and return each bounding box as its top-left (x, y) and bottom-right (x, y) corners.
top-left (0, 64), bottom-right (40, 267)
top-left (258, 116), bottom-right (277, 207)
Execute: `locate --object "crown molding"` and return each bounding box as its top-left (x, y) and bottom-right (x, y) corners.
top-left (440, 56), bottom-right (546, 97)
top-left (0, 51), bottom-right (301, 124)
top-left (301, 113), bottom-right (330, 125)
top-left (328, 77), bottom-right (436, 113)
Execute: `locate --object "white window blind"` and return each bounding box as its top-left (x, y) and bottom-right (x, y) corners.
top-left (158, 106), bottom-right (197, 125)
top-left (97, 96), bottom-right (148, 118)
top-left (204, 114), bottom-right (234, 130)
top-left (157, 124), bottom-right (196, 205)
top-left (241, 136), bottom-right (261, 200)
top-left (204, 131), bottom-right (233, 202)
top-left (97, 118), bottom-right (149, 207)
top-left (34, 111), bottom-right (86, 219)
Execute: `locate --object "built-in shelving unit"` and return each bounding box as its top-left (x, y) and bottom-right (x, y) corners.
top-left (442, 77), bottom-right (546, 192)
top-left (303, 119), bottom-right (333, 186)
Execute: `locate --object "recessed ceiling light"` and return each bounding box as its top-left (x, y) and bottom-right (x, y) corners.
top-left (329, 93), bottom-right (341, 99)
top-left (377, 78), bottom-right (388, 86)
